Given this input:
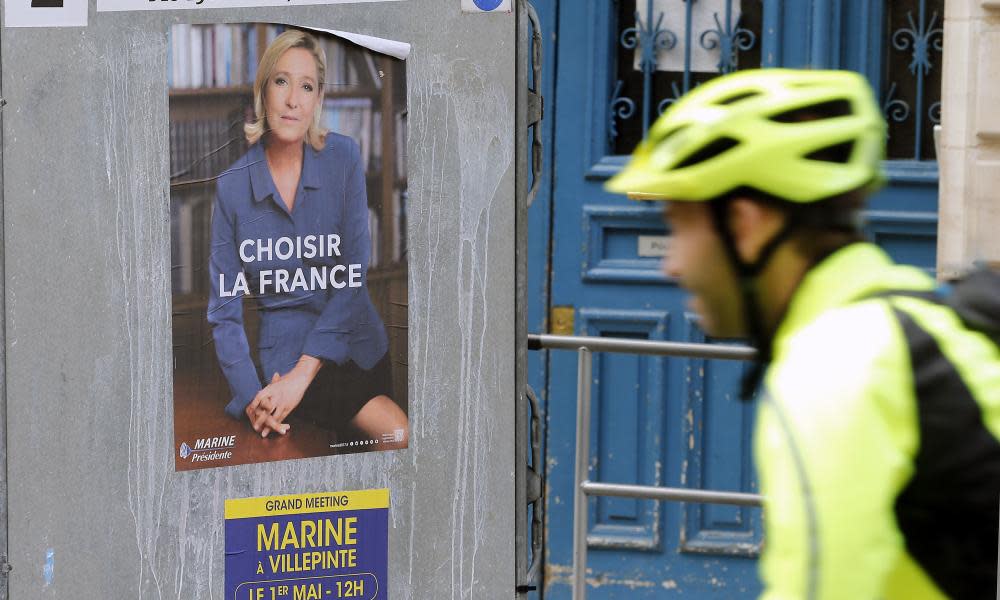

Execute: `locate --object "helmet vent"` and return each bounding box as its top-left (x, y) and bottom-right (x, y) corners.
top-left (715, 91), bottom-right (760, 106)
top-left (674, 137), bottom-right (740, 169)
top-left (768, 99), bottom-right (852, 123)
top-left (805, 141), bottom-right (854, 164)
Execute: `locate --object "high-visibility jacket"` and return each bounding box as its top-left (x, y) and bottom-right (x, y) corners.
top-left (757, 243), bottom-right (1000, 599)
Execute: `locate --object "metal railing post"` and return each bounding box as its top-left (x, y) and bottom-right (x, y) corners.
top-left (530, 333), bottom-right (762, 596)
top-left (572, 347), bottom-right (593, 600)
top-left (582, 481), bottom-right (761, 507)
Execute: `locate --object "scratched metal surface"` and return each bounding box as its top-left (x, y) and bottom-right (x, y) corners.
top-left (1, 2), bottom-right (515, 598)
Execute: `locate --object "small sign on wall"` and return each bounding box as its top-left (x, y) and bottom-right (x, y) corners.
top-left (637, 235), bottom-right (670, 258)
top-left (4, 0), bottom-right (87, 27)
top-left (461, 0), bottom-right (511, 13)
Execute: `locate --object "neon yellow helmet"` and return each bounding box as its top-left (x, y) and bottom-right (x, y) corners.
top-left (605, 68), bottom-right (886, 203)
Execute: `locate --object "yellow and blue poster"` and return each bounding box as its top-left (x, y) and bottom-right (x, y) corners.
top-left (225, 489), bottom-right (389, 600)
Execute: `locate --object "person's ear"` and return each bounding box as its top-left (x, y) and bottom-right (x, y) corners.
top-left (727, 197), bottom-right (785, 263)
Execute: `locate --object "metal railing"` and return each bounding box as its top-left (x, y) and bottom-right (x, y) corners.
top-left (528, 333), bottom-right (764, 599)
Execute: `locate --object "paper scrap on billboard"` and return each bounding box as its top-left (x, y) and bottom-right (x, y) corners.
top-left (304, 27), bottom-right (410, 60)
top-left (98, 0), bottom-right (405, 12)
top-left (4, 0), bottom-right (87, 27)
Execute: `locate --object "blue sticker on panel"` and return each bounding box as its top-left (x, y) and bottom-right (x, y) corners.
top-left (225, 489), bottom-right (389, 600)
top-left (461, 0), bottom-right (511, 12)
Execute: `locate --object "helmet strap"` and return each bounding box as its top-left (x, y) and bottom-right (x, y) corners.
top-left (707, 197), bottom-right (798, 400)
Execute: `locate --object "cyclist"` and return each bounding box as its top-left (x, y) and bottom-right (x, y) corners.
top-left (606, 68), bottom-right (1000, 599)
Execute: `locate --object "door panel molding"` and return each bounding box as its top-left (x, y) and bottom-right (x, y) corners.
top-left (582, 205), bottom-right (672, 284)
top-left (679, 314), bottom-right (762, 557)
top-left (579, 308), bottom-right (669, 551)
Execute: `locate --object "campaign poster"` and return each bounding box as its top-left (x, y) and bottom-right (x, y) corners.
top-left (169, 24), bottom-right (409, 471)
top-left (225, 489), bottom-right (389, 600)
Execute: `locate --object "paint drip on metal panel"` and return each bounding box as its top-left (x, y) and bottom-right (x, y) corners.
top-left (43, 549), bottom-right (54, 586)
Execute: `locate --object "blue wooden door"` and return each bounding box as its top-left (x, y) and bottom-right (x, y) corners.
top-left (530, 1), bottom-right (943, 597)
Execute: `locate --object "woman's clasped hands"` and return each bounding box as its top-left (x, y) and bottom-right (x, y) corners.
top-left (245, 355), bottom-right (322, 437)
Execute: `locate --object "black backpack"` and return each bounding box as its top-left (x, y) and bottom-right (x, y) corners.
top-left (946, 265), bottom-right (1000, 345)
top-left (867, 264), bottom-right (1000, 598)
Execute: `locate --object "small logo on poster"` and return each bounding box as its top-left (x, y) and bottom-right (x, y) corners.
top-left (380, 429), bottom-right (405, 444)
top-left (179, 435), bottom-right (236, 463)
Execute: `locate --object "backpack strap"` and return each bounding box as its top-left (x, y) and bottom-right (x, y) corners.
top-left (863, 289), bottom-right (943, 304)
top-left (861, 266), bottom-right (1000, 347)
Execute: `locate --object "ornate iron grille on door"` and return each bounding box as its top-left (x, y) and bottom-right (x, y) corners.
top-left (610, 0), bottom-right (764, 155)
top-left (883, 0), bottom-right (943, 161)
top-left (607, 0), bottom-right (944, 163)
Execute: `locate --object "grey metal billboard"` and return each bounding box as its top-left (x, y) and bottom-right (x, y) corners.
top-left (0, 0), bottom-right (518, 597)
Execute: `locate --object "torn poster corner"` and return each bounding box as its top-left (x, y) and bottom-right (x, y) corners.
top-left (303, 26), bottom-right (411, 60)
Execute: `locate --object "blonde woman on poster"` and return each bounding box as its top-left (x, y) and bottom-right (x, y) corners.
top-left (208, 30), bottom-right (408, 449)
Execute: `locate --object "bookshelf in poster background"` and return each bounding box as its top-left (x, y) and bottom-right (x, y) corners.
top-left (168, 24), bottom-right (407, 294)
top-left (168, 24), bottom-right (378, 94)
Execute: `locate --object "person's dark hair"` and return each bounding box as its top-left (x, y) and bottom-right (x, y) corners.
top-left (788, 191), bottom-right (867, 264)
top-left (722, 185), bottom-right (867, 266)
